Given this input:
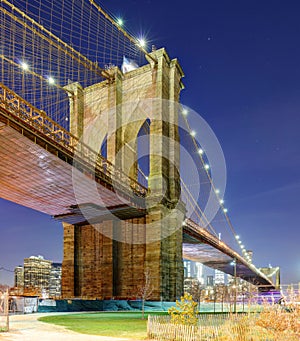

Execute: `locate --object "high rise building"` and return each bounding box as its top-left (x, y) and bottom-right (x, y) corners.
top-left (183, 260), bottom-right (204, 284)
top-left (183, 260), bottom-right (190, 278)
top-left (215, 269), bottom-right (225, 285)
top-left (49, 263), bottom-right (62, 298)
top-left (23, 255), bottom-right (52, 297)
top-left (206, 275), bottom-right (214, 287)
top-left (14, 265), bottom-right (24, 288)
top-left (195, 262), bottom-right (204, 285)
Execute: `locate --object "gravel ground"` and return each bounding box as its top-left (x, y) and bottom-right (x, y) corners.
top-left (0, 313), bottom-right (146, 341)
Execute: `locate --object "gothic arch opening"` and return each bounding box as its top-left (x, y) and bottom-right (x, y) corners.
top-left (137, 118), bottom-right (150, 188)
top-left (100, 134), bottom-right (108, 158)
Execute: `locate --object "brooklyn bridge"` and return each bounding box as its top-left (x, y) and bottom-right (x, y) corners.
top-left (0, 0), bottom-right (275, 301)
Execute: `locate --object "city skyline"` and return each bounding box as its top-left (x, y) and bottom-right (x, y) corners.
top-left (1, 0), bottom-right (300, 286)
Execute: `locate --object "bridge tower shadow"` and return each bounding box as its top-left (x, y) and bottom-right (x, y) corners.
top-left (61, 48), bottom-right (186, 301)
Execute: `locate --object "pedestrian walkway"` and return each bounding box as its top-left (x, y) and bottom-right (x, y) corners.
top-left (0, 313), bottom-right (145, 341)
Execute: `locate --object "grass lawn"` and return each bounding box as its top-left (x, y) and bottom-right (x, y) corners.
top-left (39, 312), bottom-right (165, 339)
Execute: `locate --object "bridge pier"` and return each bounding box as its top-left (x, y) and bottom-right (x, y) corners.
top-left (62, 204), bottom-right (184, 300)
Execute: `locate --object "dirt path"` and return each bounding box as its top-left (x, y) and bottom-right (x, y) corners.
top-left (0, 313), bottom-right (145, 341)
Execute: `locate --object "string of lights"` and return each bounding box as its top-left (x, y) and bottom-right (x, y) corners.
top-left (180, 107), bottom-right (256, 266)
top-left (137, 117), bottom-right (220, 237)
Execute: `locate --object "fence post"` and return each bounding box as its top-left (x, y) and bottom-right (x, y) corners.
top-left (147, 314), bottom-right (151, 339)
top-left (4, 290), bottom-right (9, 332)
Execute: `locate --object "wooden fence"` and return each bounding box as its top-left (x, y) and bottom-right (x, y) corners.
top-left (0, 291), bottom-right (9, 332)
top-left (147, 314), bottom-right (299, 341)
top-left (148, 319), bottom-right (217, 340)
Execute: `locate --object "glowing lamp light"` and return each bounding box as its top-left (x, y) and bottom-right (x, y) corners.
top-left (215, 189), bottom-right (220, 194)
top-left (223, 208), bottom-right (228, 213)
top-left (182, 108), bottom-right (188, 116)
top-left (117, 18), bottom-right (123, 26)
top-left (198, 148), bottom-right (204, 155)
top-left (48, 76), bottom-right (55, 85)
top-left (145, 176), bottom-right (149, 180)
top-left (238, 240), bottom-right (242, 244)
top-left (138, 38), bottom-right (146, 47)
top-left (235, 235), bottom-right (240, 240)
top-left (190, 130), bottom-right (196, 137)
top-left (219, 199), bottom-right (224, 204)
top-left (204, 164), bottom-right (210, 170)
top-left (20, 61), bottom-right (29, 71)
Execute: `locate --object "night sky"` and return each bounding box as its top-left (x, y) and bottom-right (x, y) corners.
top-left (1, 0), bottom-right (300, 285)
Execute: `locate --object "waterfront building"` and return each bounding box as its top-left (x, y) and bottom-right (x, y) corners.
top-left (49, 263), bottom-right (62, 298)
top-left (23, 255), bottom-right (52, 297)
top-left (14, 265), bottom-right (24, 288)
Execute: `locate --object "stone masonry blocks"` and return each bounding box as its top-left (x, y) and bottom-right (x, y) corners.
top-left (62, 48), bottom-right (185, 301)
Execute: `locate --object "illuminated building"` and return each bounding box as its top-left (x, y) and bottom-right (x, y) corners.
top-left (183, 260), bottom-right (204, 284)
top-left (49, 263), bottom-right (62, 298)
top-left (23, 255), bottom-right (52, 297)
top-left (206, 275), bottom-right (214, 287)
top-left (14, 265), bottom-right (24, 288)
top-left (215, 269), bottom-right (225, 284)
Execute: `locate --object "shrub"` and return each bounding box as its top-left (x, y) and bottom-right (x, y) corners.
top-left (168, 293), bottom-right (198, 326)
top-left (255, 303), bottom-right (300, 340)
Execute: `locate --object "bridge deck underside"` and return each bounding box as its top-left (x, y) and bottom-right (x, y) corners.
top-left (0, 121), bottom-right (145, 222)
top-left (183, 232), bottom-right (273, 287)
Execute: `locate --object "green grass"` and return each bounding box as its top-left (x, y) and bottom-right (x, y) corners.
top-left (39, 312), bottom-right (166, 339)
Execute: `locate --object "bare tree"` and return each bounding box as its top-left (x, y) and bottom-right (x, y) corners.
top-left (215, 284), bottom-right (228, 312)
top-left (138, 268), bottom-right (153, 319)
top-left (190, 280), bottom-right (205, 312)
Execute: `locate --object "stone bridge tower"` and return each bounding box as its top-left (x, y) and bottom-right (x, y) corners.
top-left (62, 48), bottom-right (185, 301)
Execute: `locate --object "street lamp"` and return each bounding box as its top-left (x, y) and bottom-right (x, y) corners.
top-left (230, 258), bottom-right (237, 313)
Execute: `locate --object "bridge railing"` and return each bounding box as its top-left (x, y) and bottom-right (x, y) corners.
top-left (0, 82), bottom-right (148, 197)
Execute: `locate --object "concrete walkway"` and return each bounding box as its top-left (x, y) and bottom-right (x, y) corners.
top-left (0, 313), bottom-right (146, 341)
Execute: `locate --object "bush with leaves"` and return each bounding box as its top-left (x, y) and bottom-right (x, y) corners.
top-left (168, 292), bottom-right (198, 326)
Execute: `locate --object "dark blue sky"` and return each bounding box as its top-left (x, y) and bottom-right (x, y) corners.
top-left (1, 0), bottom-right (300, 285)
